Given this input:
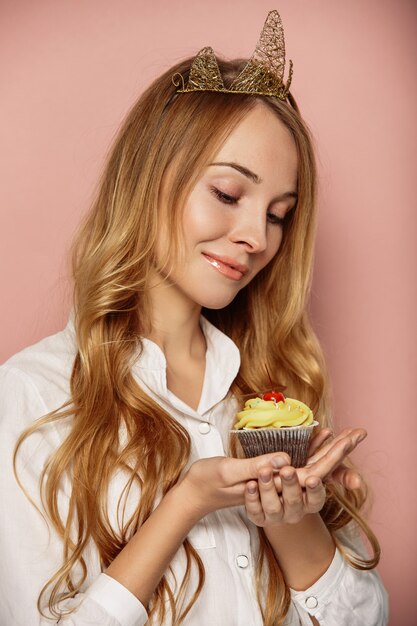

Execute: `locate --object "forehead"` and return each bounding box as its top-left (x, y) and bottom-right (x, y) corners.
top-left (212, 102), bottom-right (298, 187)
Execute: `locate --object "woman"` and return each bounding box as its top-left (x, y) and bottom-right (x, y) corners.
top-left (0, 11), bottom-right (388, 626)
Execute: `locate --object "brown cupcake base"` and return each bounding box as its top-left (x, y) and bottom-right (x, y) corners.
top-left (231, 422), bottom-right (318, 468)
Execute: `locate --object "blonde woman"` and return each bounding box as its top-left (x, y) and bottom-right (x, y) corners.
top-left (0, 12), bottom-right (387, 626)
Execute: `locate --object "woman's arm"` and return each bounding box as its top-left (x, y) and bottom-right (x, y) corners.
top-left (1, 361), bottom-right (292, 625)
top-left (248, 467), bottom-right (336, 589)
top-left (113, 436), bottom-right (375, 611)
top-left (105, 453), bottom-right (289, 606)
top-left (245, 429), bottom-right (361, 590)
top-left (244, 429), bottom-right (388, 625)
top-left (105, 481), bottom-right (199, 605)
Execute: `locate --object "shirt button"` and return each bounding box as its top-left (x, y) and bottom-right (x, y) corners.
top-left (305, 596), bottom-right (318, 609)
top-left (198, 422), bottom-right (211, 434)
top-left (236, 554), bottom-right (249, 569)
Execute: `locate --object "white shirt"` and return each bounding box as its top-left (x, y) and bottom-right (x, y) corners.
top-left (0, 316), bottom-right (388, 626)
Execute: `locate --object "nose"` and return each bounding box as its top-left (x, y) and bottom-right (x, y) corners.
top-left (228, 208), bottom-right (268, 253)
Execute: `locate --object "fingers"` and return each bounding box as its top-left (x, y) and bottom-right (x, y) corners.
top-left (304, 475), bottom-right (327, 512)
top-left (279, 467), bottom-right (304, 523)
top-left (307, 428), bottom-right (356, 464)
top-left (331, 465), bottom-right (363, 490)
top-left (257, 451), bottom-right (291, 470)
top-left (216, 451), bottom-right (292, 489)
top-left (244, 480), bottom-right (267, 526)
top-left (308, 428), bottom-right (333, 457)
top-left (242, 426), bottom-right (367, 527)
top-left (245, 466), bottom-right (326, 527)
top-left (307, 437), bottom-right (352, 479)
top-left (236, 451), bottom-right (291, 482)
top-left (304, 429), bottom-right (367, 480)
top-left (245, 468), bottom-right (283, 526)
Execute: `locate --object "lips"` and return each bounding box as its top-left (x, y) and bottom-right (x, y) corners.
top-left (202, 252), bottom-right (249, 281)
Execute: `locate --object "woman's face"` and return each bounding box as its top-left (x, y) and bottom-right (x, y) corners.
top-left (156, 101), bottom-right (298, 310)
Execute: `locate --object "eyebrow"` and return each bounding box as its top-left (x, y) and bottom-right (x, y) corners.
top-left (208, 161), bottom-right (298, 203)
top-left (209, 161), bottom-right (263, 183)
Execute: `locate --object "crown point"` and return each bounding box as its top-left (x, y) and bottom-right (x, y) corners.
top-left (228, 9), bottom-right (290, 100)
top-left (183, 46), bottom-right (225, 92)
top-left (173, 10), bottom-right (293, 101)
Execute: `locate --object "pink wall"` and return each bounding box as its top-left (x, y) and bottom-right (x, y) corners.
top-left (1, 1), bottom-right (416, 623)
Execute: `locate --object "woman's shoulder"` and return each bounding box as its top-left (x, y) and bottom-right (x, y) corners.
top-left (0, 319), bottom-right (77, 422)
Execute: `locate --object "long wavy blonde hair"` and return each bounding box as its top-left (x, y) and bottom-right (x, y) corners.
top-left (14, 57), bottom-right (380, 625)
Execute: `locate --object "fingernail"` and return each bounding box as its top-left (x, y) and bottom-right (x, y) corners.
top-left (282, 471), bottom-right (294, 481)
top-left (356, 433), bottom-right (367, 444)
top-left (248, 483), bottom-right (257, 494)
top-left (260, 472), bottom-right (272, 483)
top-left (271, 456), bottom-right (288, 469)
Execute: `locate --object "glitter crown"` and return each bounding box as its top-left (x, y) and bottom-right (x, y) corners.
top-left (172, 10), bottom-right (293, 102)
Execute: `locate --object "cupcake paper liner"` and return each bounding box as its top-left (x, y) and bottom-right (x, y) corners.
top-left (231, 421), bottom-right (319, 467)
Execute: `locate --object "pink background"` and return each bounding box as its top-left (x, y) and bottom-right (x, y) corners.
top-left (1, 1), bottom-right (416, 623)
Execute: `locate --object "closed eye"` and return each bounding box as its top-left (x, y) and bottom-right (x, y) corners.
top-left (268, 206), bottom-right (296, 227)
top-left (211, 186), bottom-right (294, 227)
top-left (266, 212), bottom-right (286, 226)
top-left (210, 187), bottom-right (238, 205)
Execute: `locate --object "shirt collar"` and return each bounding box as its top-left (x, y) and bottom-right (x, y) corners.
top-left (64, 314), bottom-right (240, 417)
top-left (133, 315), bottom-right (240, 416)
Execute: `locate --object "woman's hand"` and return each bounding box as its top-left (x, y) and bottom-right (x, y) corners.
top-left (244, 464), bottom-right (327, 527)
top-left (178, 452), bottom-right (290, 521)
top-left (307, 427), bottom-right (366, 490)
top-left (244, 427), bottom-right (367, 527)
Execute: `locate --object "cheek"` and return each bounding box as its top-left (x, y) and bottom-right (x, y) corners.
top-left (182, 197), bottom-right (227, 243)
top-left (265, 229), bottom-right (284, 263)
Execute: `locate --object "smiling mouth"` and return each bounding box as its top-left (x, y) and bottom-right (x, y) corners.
top-left (202, 253), bottom-right (249, 281)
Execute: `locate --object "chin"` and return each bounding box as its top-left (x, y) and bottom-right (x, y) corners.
top-left (179, 275), bottom-right (248, 309)
top-left (196, 292), bottom-right (240, 310)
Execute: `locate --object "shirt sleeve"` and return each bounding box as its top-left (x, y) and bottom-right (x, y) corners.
top-left (289, 522), bottom-right (389, 626)
top-left (51, 574), bottom-right (148, 626)
top-left (0, 366), bottom-right (148, 626)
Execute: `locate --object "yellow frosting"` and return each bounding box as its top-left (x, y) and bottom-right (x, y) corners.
top-left (233, 397), bottom-right (314, 429)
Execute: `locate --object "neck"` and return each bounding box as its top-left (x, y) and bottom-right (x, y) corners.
top-left (146, 272), bottom-right (206, 361)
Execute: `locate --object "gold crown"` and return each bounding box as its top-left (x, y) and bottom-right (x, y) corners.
top-left (172, 10), bottom-right (293, 101)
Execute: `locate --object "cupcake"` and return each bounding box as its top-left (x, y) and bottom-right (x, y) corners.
top-left (231, 392), bottom-right (318, 467)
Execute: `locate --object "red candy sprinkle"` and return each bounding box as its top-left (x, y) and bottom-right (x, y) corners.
top-left (262, 391), bottom-right (285, 403)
